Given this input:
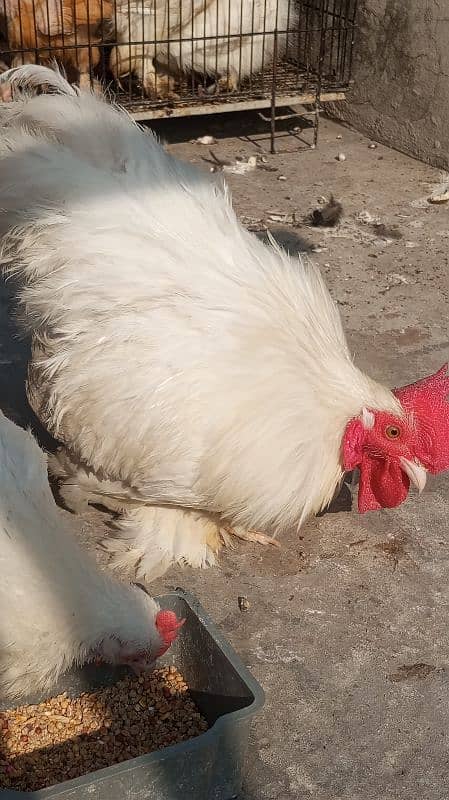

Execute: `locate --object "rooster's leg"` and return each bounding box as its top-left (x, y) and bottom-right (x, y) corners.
top-left (143, 65), bottom-right (179, 101)
top-left (217, 66), bottom-right (239, 93)
top-left (102, 506), bottom-right (223, 581)
top-left (222, 524), bottom-right (281, 548)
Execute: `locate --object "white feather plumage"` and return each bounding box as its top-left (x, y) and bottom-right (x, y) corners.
top-left (0, 66), bottom-right (400, 580)
top-left (0, 405), bottom-right (164, 698)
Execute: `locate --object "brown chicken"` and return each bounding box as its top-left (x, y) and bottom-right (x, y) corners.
top-left (2, 0), bottom-right (111, 89)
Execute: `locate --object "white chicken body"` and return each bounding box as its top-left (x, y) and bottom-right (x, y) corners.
top-left (0, 67), bottom-right (400, 580)
top-left (110, 0), bottom-right (293, 97)
top-left (0, 404), bottom-right (167, 698)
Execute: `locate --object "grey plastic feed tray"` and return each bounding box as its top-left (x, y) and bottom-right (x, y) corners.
top-left (0, 589), bottom-right (264, 800)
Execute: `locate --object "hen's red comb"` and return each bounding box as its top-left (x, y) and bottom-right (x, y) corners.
top-left (155, 610), bottom-right (185, 657)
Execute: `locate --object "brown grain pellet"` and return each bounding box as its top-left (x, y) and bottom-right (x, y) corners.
top-left (0, 667), bottom-right (208, 792)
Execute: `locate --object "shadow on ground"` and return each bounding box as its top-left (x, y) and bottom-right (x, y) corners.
top-left (0, 280), bottom-right (56, 451)
top-left (149, 107), bottom-right (315, 153)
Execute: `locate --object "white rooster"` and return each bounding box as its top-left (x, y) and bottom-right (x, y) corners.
top-left (1, 65), bottom-right (449, 583)
top-left (0, 405), bottom-right (182, 698)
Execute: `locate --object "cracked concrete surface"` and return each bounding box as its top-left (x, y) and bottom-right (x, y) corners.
top-left (330, 0), bottom-right (449, 171)
top-left (1, 111), bottom-right (449, 799)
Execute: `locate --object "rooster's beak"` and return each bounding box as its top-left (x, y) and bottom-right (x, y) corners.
top-left (400, 458), bottom-right (427, 494)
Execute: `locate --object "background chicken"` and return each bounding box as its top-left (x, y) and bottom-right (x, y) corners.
top-left (0, 404), bottom-right (182, 698)
top-left (110, 0), bottom-right (175, 99)
top-left (1, 0), bottom-right (111, 89)
top-left (165, 0), bottom-right (295, 93)
top-left (1, 65), bottom-right (449, 584)
top-left (110, 0), bottom-right (294, 99)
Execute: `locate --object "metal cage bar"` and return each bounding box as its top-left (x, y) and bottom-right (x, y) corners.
top-left (0, 0), bottom-right (358, 145)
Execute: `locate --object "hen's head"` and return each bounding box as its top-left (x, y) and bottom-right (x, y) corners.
top-left (94, 609), bottom-right (185, 673)
top-left (343, 364), bottom-right (449, 512)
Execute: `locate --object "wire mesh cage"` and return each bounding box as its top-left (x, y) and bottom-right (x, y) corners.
top-left (0, 0), bottom-right (357, 143)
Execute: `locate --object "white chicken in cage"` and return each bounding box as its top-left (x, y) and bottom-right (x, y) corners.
top-left (110, 0), bottom-right (174, 98)
top-left (110, 0), bottom-right (296, 99)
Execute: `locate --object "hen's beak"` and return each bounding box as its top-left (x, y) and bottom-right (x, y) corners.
top-left (128, 659), bottom-right (155, 676)
top-left (400, 458), bottom-right (427, 494)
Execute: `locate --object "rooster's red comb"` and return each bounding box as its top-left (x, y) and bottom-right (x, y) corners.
top-left (393, 363), bottom-right (449, 474)
top-left (155, 610), bottom-right (185, 657)
top-left (394, 364), bottom-right (449, 405)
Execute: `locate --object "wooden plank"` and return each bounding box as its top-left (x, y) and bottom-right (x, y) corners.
top-left (127, 91), bottom-right (346, 122)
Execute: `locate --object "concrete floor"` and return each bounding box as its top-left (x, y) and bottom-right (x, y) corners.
top-left (1, 110), bottom-right (449, 799)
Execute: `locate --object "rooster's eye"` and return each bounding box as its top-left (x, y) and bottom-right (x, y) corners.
top-left (385, 425), bottom-right (401, 440)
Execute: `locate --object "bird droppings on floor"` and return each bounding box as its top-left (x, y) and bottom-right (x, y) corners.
top-left (1, 112), bottom-right (449, 800)
top-left (388, 663), bottom-right (437, 683)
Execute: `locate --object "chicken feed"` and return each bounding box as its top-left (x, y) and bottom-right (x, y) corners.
top-left (0, 666), bottom-right (208, 791)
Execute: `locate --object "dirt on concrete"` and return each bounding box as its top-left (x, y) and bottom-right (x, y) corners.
top-left (1, 110), bottom-right (449, 800)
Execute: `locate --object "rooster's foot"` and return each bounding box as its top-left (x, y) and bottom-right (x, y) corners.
top-left (222, 524), bottom-right (281, 548)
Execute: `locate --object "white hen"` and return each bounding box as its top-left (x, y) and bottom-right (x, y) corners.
top-left (0, 66), bottom-right (436, 584)
top-left (110, 0), bottom-right (294, 98)
top-left (0, 405), bottom-right (182, 698)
